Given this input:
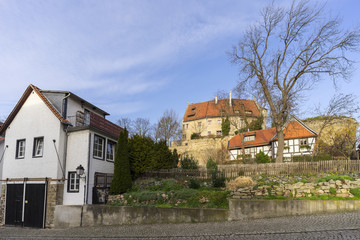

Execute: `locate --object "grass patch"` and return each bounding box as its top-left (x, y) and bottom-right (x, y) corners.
top-left (317, 175), bottom-right (354, 183)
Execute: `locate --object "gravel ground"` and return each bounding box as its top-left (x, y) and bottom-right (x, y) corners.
top-left (1, 211), bottom-right (360, 239)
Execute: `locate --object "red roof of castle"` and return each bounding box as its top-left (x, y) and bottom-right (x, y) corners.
top-left (183, 99), bottom-right (261, 122)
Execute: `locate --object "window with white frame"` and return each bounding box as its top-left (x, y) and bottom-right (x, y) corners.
top-left (106, 140), bottom-right (116, 162)
top-left (244, 135), bottom-right (256, 142)
top-left (93, 135), bottom-right (105, 159)
top-left (67, 171), bottom-right (80, 192)
top-left (16, 139), bottom-right (26, 159)
top-left (207, 120), bottom-right (212, 125)
top-left (33, 137), bottom-right (44, 157)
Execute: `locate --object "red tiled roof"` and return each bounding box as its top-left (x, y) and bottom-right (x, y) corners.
top-left (228, 128), bottom-right (276, 150)
top-left (90, 112), bottom-right (122, 138)
top-left (183, 99), bottom-right (261, 122)
top-left (228, 118), bottom-right (318, 150)
top-left (0, 137), bottom-right (4, 142)
top-left (0, 85), bottom-right (70, 135)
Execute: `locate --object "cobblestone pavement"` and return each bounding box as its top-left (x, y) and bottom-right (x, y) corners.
top-left (1, 212), bottom-right (360, 239)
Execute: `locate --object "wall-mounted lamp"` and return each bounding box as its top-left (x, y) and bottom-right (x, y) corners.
top-left (76, 164), bottom-right (85, 177)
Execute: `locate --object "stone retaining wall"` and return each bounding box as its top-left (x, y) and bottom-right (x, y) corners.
top-left (170, 137), bottom-right (231, 166)
top-left (231, 179), bottom-right (360, 199)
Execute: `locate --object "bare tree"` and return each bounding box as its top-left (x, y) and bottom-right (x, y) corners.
top-left (154, 109), bottom-right (181, 145)
top-left (132, 118), bottom-right (152, 137)
top-left (117, 117), bottom-right (133, 135)
top-left (230, 0), bottom-right (360, 162)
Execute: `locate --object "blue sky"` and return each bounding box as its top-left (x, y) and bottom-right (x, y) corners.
top-left (0, 0), bottom-right (359, 125)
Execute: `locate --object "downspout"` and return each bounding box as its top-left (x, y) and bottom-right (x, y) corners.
top-left (61, 92), bottom-right (70, 180)
top-left (86, 132), bottom-right (91, 204)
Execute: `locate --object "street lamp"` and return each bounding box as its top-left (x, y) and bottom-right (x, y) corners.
top-left (76, 164), bottom-right (85, 176)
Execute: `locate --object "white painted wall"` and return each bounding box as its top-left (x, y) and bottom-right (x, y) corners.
top-left (63, 130), bottom-right (115, 205)
top-left (0, 139), bottom-right (4, 194)
top-left (63, 130), bottom-right (90, 205)
top-left (87, 131), bottom-right (115, 204)
top-left (2, 91), bottom-right (65, 179)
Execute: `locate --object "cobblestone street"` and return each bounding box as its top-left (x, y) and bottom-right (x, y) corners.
top-left (1, 211), bottom-right (360, 239)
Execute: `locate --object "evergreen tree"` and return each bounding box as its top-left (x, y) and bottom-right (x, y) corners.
top-left (110, 129), bottom-right (132, 194)
top-left (221, 116), bottom-right (230, 136)
top-left (171, 149), bottom-right (179, 168)
top-left (128, 135), bottom-right (155, 179)
top-left (153, 140), bottom-right (173, 169)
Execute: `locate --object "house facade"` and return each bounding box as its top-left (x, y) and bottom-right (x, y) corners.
top-left (228, 117), bottom-right (318, 161)
top-left (182, 93), bottom-right (267, 141)
top-left (0, 85), bottom-right (122, 228)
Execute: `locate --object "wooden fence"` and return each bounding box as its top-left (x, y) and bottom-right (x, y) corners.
top-left (142, 160), bottom-right (360, 180)
top-left (220, 160), bottom-right (360, 177)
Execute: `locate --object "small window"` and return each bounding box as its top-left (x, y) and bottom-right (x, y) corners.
top-left (186, 124), bottom-right (188, 129)
top-left (191, 107), bottom-right (196, 111)
top-left (216, 130), bottom-right (222, 136)
top-left (217, 120), bottom-right (221, 124)
top-left (198, 122), bottom-right (202, 127)
top-left (245, 110), bottom-right (252, 115)
top-left (67, 172), bottom-right (80, 192)
top-left (93, 135), bottom-right (105, 159)
top-left (106, 140), bottom-right (116, 162)
top-left (33, 137), bottom-right (44, 157)
top-left (208, 131), bottom-right (212, 135)
top-left (300, 139), bottom-right (308, 145)
top-left (207, 120), bottom-right (212, 125)
top-left (182, 134), bottom-right (187, 140)
top-left (234, 110), bottom-right (240, 114)
top-left (16, 139), bottom-right (26, 159)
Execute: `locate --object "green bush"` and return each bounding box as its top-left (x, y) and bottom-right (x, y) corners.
top-left (350, 188), bottom-right (360, 197)
top-left (191, 133), bottom-right (200, 140)
top-left (329, 187), bottom-right (337, 195)
top-left (212, 171), bottom-right (226, 188)
top-left (188, 178), bottom-right (201, 189)
top-left (206, 158), bottom-right (218, 173)
top-left (317, 175), bottom-right (354, 183)
top-left (173, 188), bottom-right (198, 199)
top-left (180, 155), bottom-right (198, 169)
top-left (255, 151), bottom-right (270, 164)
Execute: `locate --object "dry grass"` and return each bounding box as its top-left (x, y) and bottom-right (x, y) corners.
top-left (226, 176), bottom-right (254, 191)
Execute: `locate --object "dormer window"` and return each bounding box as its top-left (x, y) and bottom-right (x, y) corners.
top-left (245, 110), bottom-right (252, 115)
top-left (244, 135), bottom-right (256, 142)
top-left (191, 107), bottom-right (196, 111)
top-left (234, 110), bottom-right (240, 114)
top-left (187, 113), bottom-right (195, 117)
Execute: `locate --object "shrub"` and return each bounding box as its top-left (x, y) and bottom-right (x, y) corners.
top-left (329, 187), bottom-right (337, 195)
top-left (173, 188), bottom-right (198, 199)
top-left (350, 188), bottom-right (360, 197)
top-left (226, 177), bottom-right (254, 191)
top-left (191, 133), bottom-right (200, 140)
top-left (212, 171), bottom-right (226, 188)
top-left (206, 157), bottom-right (218, 174)
top-left (255, 151), bottom-right (270, 164)
top-left (180, 155), bottom-right (198, 169)
top-left (188, 178), bottom-right (201, 189)
top-left (317, 175), bottom-right (354, 183)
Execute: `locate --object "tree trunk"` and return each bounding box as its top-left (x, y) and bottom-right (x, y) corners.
top-left (276, 127), bottom-right (284, 163)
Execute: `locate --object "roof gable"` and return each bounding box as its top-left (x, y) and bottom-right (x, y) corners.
top-left (271, 116), bottom-right (318, 141)
top-left (183, 98), bottom-right (262, 122)
top-left (0, 84), bottom-right (70, 135)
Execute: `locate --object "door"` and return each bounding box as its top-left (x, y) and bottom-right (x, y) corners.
top-left (5, 184), bottom-right (24, 226)
top-left (24, 184), bottom-right (46, 228)
top-left (5, 183), bottom-right (47, 228)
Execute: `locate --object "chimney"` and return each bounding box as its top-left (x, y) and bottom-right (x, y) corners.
top-left (229, 91), bottom-right (232, 106)
top-left (215, 95), bottom-right (218, 104)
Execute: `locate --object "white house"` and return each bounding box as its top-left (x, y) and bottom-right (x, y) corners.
top-left (0, 136), bottom-right (4, 195)
top-left (0, 84), bottom-right (122, 228)
top-left (228, 116), bottom-right (318, 161)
